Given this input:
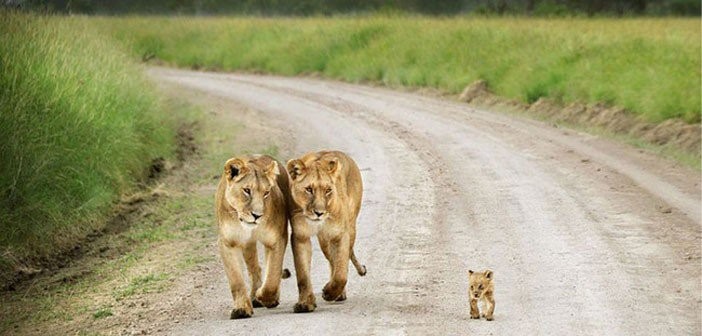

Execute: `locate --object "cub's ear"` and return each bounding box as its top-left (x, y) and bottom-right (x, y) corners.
top-left (264, 160), bottom-right (280, 178)
top-left (224, 158), bottom-right (247, 182)
top-left (287, 159), bottom-right (306, 181)
top-left (484, 270), bottom-right (493, 279)
top-left (468, 270), bottom-right (474, 275)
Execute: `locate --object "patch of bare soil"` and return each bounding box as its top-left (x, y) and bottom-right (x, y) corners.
top-left (458, 80), bottom-right (701, 155)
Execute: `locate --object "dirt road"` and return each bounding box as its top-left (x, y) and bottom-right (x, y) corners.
top-left (150, 68), bottom-right (700, 335)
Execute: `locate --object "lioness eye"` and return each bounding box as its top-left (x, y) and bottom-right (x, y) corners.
top-left (264, 190), bottom-right (270, 198)
top-left (243, 188), bottom-right (251, 195)
top-left (305, 186), bottom-right (313, 194)
top-left (478, 285), bottom-right (483, 290)
top-left (325, 188), bottom-right (332, 195)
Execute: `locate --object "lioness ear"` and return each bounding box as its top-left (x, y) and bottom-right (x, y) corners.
top-left (286, 159), bottom-right (306, 181)
top-left (224, 158), bottom-right (247, 182)
top-left (484, 270), bottom-right (493, 279)
top-left (264, 160), bottom-right (280, 179)
top-left (326, 157), bottom-right (340, 176)
top-left (468, 270), bottom-right (474, 275)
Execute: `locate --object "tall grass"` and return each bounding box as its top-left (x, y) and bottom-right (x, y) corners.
top-left (100, 16), bottom-right (700, 123)
top-left (0, 13), bottom-right (175, 276)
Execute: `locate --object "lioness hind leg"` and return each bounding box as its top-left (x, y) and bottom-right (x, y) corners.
top-left (256, 240), bottom-right (286, 308)
top-left (219, 241), bottom-right (253, 319)
top-left (243, 242), bottom-right (263, 308)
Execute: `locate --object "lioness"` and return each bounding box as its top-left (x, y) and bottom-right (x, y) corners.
top-left (468, 269), bottom-right (495, 321)
top-left (286, 150), bottom-right (367, 313)
top-left (215, 155), bottom-right (290, 319)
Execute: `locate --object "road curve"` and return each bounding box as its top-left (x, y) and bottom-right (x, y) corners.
top-left (150, 68), bottom-right (701, 336)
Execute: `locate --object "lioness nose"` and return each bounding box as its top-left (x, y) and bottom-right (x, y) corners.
top-left (314, 210), bottom-right (324, 217)
top-left (252, 213), bottom-right (262, 220)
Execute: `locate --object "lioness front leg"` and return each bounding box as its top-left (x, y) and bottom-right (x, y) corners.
top-left (219, 241), bottom-right (253, 319)
top-left (318, 237), bottom-right (346, 302)
top-left (291, 227), bottom-right (316, 313)
top-left (255, 239), bottom-right (286, 308)
top-left (322, 234), bottom-right (349, 302)
top-left (242, 242), bottom-right (263, 308)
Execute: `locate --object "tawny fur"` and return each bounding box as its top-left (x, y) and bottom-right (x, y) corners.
top-left (215, 154), bottom-right (292, 319)
top-left (468, 269), bottom-right (495, 321)
top-left (286, 150), bottom-right (366, 313)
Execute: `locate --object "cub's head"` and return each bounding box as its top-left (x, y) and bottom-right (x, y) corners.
top-left (286, 156), bottom-right (340, 222)
top-left (468, 269), bottom-right (493, 299)
top-left (222, 157), bottom-right (280, 226)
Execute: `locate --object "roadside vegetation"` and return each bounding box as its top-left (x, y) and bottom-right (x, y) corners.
top-left (0, 85), bottom-right (279, 335)
top-left (20, 0), bottom-right (702, 16)
top-left (101, 16), bottom-right (700, 124)
top-left (0, 12), bottom-right (178, 283)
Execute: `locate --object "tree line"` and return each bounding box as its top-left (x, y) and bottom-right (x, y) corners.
top-left (6, 0), bottom-right (701, 16)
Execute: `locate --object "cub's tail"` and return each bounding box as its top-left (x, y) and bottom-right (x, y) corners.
top-left (350, 249), bottom-right (367, 276)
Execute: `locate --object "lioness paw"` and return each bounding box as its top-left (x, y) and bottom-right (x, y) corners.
top-left (293, 302), bottom-right (317, 313)
top-left (255, 288), bottom-right (280, 308)
top-left (230, 308), bottom-right (253, 319)
top-left (251, 298), bottom-right (264, 308)
top-left (322, 283), bottom-right (344, 302)
top-left (259, 298), bottom-right (279, 309)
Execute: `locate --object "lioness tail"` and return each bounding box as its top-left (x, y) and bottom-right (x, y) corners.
top-left (350, 249), bottom-right (367, 276)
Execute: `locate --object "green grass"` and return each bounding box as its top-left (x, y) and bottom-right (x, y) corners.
top-left (97, 15), bottom-right (700, 124)
top-left (92, 307), bottom-right (113, 319)
top-left (112, 273), bottom-right (169, 300)
top-left (0, 12), bottom-right (177, 281)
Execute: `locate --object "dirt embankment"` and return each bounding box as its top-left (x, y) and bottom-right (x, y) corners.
top-left (459, 80), bottom-right (701, 155)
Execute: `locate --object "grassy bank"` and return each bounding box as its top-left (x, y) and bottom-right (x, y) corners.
top-left (99, 16), bottom-right (700, 124)
top-left (0, 85), bottom-right (275, 335)
top-left (0, 13), bottom-right (177, 281)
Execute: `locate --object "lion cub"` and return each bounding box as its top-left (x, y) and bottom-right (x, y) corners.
top-left (468, 269), bottom-right (495, 321)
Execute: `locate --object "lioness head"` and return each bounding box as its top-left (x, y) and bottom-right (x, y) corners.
top-left (286, 156), bottom-right (340, 222)
top-left (223, 156), bottom-right (280, 227)
top-left (468, 269), bottom-right (493, 299)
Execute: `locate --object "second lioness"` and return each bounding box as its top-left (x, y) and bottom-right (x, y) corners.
top-left (216, 154), bottom-right (290, 319)
top-left (287, 150), bottom-right (367, 313)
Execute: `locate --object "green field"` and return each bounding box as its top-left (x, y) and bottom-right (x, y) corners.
top-left (0, 13), bottom-right (179, 281)
top-left (98, 16), bottom-right (701, 124)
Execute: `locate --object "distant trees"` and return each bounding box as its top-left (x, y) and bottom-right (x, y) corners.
top-left (7, 0), bottom-right (700, 16)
